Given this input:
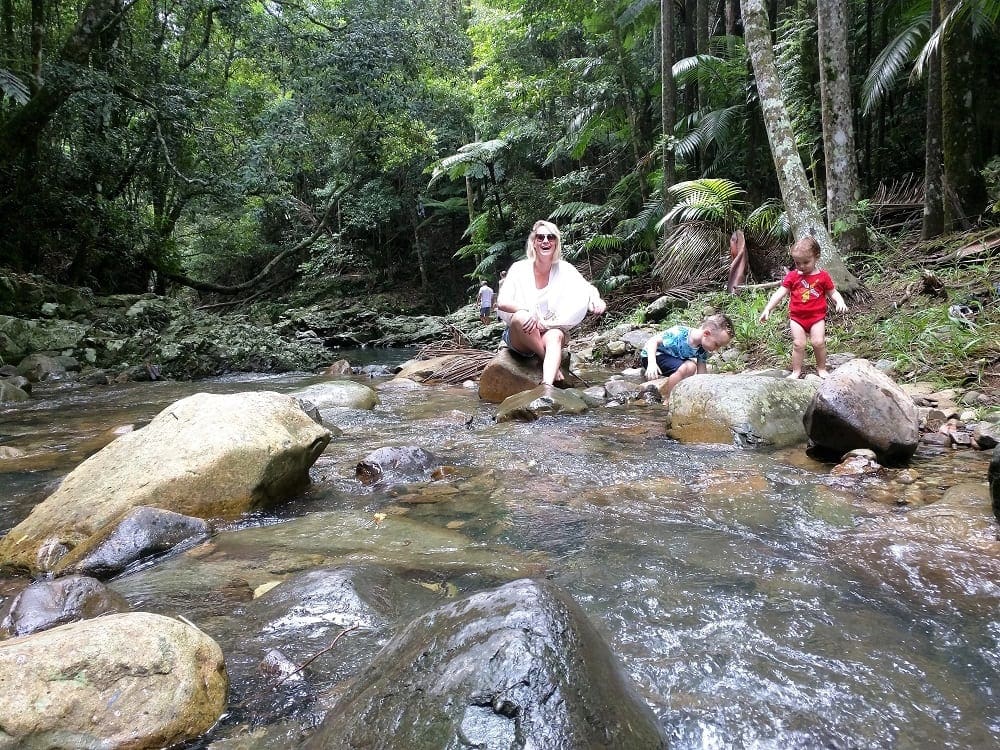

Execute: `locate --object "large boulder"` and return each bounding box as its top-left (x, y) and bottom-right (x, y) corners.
top-left (0, 379), bottom-right (29, 403)
top-left (0, 391), bottom-right (331, 574)
top-left (804, 359), bottom-right (920, 463)
top-left (479, 349), bottom-right (573, 404)
top-left (479, 348), bottom-right (543, 403)
top-left (0, 612), bottom-right (227, 748)
top-left (667, 374), bottom-right (817, 447)
top-left (292, 380), bottom-right (379, 410)
top-left (0, 575), bottom-right (129, 638)
top-left (0, 315), bottom-right (89, 362)
top-left (303, 578), bottom-right (667, 749)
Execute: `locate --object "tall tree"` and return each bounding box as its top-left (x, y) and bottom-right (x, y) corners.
top-left (740, 0), bottom-right (859, 291)
top-left (922, 0), bottom-right (945, 238)
top-left (939, 0), bottom-right (985, 227)
top-left (661, 0), bottom-right (677, 215)
top-left (816, 0), bottom-right (867, 254)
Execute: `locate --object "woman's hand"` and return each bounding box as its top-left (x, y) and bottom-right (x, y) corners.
top-left (589, 297), bottom-right (607, 315)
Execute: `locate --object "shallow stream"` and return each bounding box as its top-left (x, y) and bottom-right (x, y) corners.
top-left (1, 354), bottom-right (998, 749)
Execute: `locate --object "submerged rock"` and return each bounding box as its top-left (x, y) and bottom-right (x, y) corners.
top-left (0, 612), bottom-right (228, 748)
top-left (495, 384), bottom-right (589, 422)
top-left (0, 575), bottom-right (129, 638)
top-left (0, 391), bottom-right (330, 575)
top-left (303, 578), bottom-right (667, 749)
top-left (355, 446), bottom-right (437, 485)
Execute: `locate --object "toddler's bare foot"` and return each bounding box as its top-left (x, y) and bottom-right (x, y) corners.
top-left (817, 369), bottom-right (830, 379)
top-left (785, 371), bottom-right (802, 380)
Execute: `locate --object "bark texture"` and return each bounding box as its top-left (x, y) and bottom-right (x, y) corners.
top-left (922, 0), bottom-right (944, 239)
top-left (740, 0), bottom-right (859, 292)
top-left (817, 0), bottom-right (866, 254)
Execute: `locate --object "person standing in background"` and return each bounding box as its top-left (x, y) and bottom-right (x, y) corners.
top-left (476, 280), bottom-right (495, 325)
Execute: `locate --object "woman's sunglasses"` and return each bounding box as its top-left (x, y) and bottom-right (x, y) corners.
top-left (534, 233), bottom-right (558, 242)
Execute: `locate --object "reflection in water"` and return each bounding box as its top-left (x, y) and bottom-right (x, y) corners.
top-left (1, 359), bottom-right (997, 749)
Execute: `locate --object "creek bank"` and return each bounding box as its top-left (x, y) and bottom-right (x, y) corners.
top-left (0, 270), bottom-right (499, 396)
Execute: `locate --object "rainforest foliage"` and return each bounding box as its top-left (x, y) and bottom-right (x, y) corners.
top-left (1, 0), bottom-right (998, 309)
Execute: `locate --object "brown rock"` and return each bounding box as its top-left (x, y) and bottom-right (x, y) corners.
top-left (479, 349), bottom-right (544, 403)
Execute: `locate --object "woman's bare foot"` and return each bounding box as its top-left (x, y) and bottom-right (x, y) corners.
top-left (785, 371), bottom-right (802, 380)
top-left (817, 369), bottom-right (830, 379)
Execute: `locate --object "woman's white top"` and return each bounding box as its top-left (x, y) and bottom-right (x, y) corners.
top-left (496, 258), bottom-right (596, 329)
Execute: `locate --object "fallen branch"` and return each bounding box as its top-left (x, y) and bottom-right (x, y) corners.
top-left (273, 624), bottom-right (359, 687)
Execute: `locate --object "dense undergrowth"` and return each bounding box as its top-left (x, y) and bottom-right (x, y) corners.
top-left (634, 229), bottom-right (1000, 392)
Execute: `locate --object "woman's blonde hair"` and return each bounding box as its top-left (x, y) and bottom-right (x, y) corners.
top-left (525, 220), bottom-right (562, 262)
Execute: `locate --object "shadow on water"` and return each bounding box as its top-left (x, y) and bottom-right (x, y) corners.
top-left (1, 352), bottom-right (998, 749)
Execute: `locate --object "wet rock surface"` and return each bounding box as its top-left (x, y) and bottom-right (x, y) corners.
top-left (303, 578), bottom-right (668, 750)
top-left (805, 359), bottom-right (920, 463)
top-left (0, 574), bottom-right (129, 638)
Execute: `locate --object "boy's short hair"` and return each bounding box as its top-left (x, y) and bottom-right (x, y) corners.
top-left (702, 313), bottom-right (734, 338)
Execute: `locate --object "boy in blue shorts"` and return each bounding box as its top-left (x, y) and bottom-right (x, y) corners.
top-left (640, 313), bottom-right (734, 397)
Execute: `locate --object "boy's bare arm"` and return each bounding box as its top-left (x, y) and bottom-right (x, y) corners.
top-left (643, 334), bottom-right (663, 379)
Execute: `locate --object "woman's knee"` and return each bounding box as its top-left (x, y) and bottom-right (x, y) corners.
top-left (542, 328), bottom-right (565, 348)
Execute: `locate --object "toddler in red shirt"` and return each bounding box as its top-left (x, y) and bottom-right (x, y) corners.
top-left (759, 236), bottom-right (848, 379)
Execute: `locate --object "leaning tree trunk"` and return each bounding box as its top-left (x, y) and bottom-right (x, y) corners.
top-left (816, 0), bottom-right (867, 255)
top-left (740, 0), bottom-right (859, 292)
top-left (921, 0), bottom-right (944, 239)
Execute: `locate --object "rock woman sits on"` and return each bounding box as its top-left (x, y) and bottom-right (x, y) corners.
top-left (495, 220), bottom-right (606, 386)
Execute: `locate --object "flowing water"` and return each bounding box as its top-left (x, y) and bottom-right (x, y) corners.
top-left (1, 355), bottom-right (998, 749)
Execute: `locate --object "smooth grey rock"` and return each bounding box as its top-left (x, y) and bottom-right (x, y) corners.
top-left (303, 578), bottom-right (667, 750)
top-left (496, 385), bottom-right (589, 422)
top-left (52, 506), bottom-right (212, 578)
top-left (293, 380), bottom-right (379, 410)
top-left (0, 380), bottom-right (29, 403)
top-left (0, 575), bottom-right (129, 638)
top-left (16, 352), bottom-right (67, 382)
top-left (804, 359), bottom-right (920, 463)
top-left (356, 446), bottom-right (437, 485)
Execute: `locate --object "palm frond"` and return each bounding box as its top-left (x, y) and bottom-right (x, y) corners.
top-left (653, 221), bottom-right (729, 290)
top-left (662, 178), bottom-right (747, 228)
top-left (862, 10), bottom-right (931, 113)
top-left (429, 139), bottom-right (508, 185)
top-left (583, 234), bottom-right (626, 252)
top-left (0, 68), bottom-right (29, 104)
top-left (617, 0), bottom-right (659, 27)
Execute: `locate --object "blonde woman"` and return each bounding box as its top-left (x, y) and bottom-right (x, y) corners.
top-left (496, 220), bottom-right (606, 385)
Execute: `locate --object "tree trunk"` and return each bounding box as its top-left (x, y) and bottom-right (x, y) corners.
top-left (921, 0), bottom-right (944, 239)
top-left (696, 0), bottom-right (709, 112)
top-left (661, 0), bottom-right (676, 216)
top-left (0, 0), bottom-right (123, 164)
top-left (816, 0), bottom-right (866, 254)
top-left (940, 0), bottom-right (985, 228)
top-left (740, 0), bottom-right (859, 292)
